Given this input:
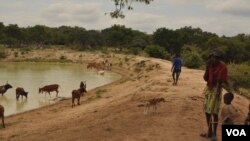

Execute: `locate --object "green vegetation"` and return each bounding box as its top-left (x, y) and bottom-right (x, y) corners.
top-left (145, 45), bottom-right (169, 59)
top-left (95, 89), bottom-right (107, 98)
top-left (0, 47), bottom-right (7, 59)
top-left (228, 64), bottom-right (250, 90)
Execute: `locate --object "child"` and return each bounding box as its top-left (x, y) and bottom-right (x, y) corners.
top-left (244, 103), bottom-right (250, 125)
top-left (221, 93), bottom-right (245, 125)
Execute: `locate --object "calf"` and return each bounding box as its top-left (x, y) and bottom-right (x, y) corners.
top-left (39, 84), bottom-right (59, 97)
top-left (72, 82), bottom-right (87, 108)
top-left (0, 83), bottom-right (13, 96)
top-left (16, 87), bottom-right (28, 100)
top-left (71, 90), bottom-right (81, 108)
top-left (0, 105), bottom-right (5, 128)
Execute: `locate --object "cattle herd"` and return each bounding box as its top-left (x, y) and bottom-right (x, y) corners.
top-left (0, 81), bottom-right (88, 128)
top-left (0, 61), bottom-right (112, 128)
top-left (87, 60), bottom-right (112, 71)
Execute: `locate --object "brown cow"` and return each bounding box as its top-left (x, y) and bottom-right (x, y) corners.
top-left (0, 83), bottom-right (13, 96)
top-left (72, 82), bottom-right (87, 108)
top-left (87, 62), bottom-right (105, 71)
top-left (39, 84), bottom-right (59, 97)
top-left (87, 62), bottom-right (97, 69)
top-left (16, 87), bottom-right (28, 100)
top-left (0, 105), bottom-right (5, 128)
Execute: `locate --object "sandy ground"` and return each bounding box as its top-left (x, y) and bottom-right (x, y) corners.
top-left (0, 48), bottom-right (249, 141)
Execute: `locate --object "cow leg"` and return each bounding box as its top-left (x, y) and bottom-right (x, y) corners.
top-left (1, 114), bottom-right (5, 128)
top-left (77, 98), bottom-right (80, 105)
top-left (16, 94), bottom-right (19, 100)
top-left (72, 98), bottom-right (74, 108)
top-left (56, 90), bottom-right (58, 97)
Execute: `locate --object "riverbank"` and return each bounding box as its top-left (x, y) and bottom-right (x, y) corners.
top-left (0, 48), bottom-right (249, 141)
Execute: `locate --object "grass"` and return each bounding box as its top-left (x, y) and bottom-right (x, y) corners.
top-left (95, 89), bottom-right (107, 98)
top-left (238, 88), bottom-right (250, 99)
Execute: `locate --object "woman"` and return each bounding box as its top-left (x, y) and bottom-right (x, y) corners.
top-left (201, 50), bottom-right (233, 139)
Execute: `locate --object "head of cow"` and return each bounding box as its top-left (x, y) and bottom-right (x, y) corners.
top-left (24, 92), bottom-right (28, 97)
top-left (5, 83), bottom-right (13, 90)
top-left (38, 88), bottom-right (42, 94)
top-left (16, 92), bottom-right (28, 100)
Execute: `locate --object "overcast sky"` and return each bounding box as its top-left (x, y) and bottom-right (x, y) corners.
top-left (0, 0), bottom-right (250, 36)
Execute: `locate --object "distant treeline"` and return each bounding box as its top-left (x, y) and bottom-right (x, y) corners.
top-left (0, 22), bottom-right (250, 64)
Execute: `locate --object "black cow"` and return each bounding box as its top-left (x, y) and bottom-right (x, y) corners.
top-left (0, 83), bottom-right (13, 96)
top-left (16, 87), bottom-right (28, 100)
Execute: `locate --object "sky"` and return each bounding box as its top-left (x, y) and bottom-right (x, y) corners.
top-left (0, 0), bottom-right (250, 36)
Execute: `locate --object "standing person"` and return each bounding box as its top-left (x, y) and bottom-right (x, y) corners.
top-left (171, 54), bottom-right (182, 85)
top-left (200, 50), bottom-right (233, 140)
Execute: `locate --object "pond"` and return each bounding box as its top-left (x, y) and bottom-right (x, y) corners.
top-left (0, 62), bottom-right (121, 116)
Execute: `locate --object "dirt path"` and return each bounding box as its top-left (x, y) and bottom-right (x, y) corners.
top-left (0, 49), bottom-right (249, 141)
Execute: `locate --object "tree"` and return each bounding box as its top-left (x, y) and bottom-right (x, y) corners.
top-left (153, 27), bottom-right (183, 54)
top-left (26, 25), bottom-right (51, 45)
top-left (102, 25), bottom-right (133, 49)
top-left (2, 24), bottom-right (25, 47)
top-left (109, 0), bottom-right (154, 18)
top-left (0, 22), bottom-right (5, 44)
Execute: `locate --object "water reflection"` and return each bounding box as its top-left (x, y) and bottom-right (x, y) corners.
top-left (16, 99), bottom-right (27, 112)
top-left (0, 96), bottom-right (9, 105)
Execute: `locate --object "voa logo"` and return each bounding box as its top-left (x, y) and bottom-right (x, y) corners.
top-left (226, 129), bottom-right (246, 136)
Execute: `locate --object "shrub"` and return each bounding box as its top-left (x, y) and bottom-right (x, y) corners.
top-left (228, 63), bottom-right (250, 89)
top-left (144, 45), bottom-right (169, 59)
top-left (0, 48), bottom-right (7, 59)
top-left (182, 51), bottom-right (203, 68)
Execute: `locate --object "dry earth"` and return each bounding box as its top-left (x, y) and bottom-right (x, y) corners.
top-left (0, 49), bottom-right (249, 141)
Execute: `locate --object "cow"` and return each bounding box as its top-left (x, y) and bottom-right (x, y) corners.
top-left (72, 82), bottom-right (87, 108)
top-left (0, 83), bottom-right (13, 96)
top-left (16, 87), bottom-right (28, 100)
top-left (39, 84), bottom-right (59, 97)
top-left (0, 105), bottom-right (5, 128)
top-left (87, 62), bottom-right (97, 69)
top-left (87, 62), bottom-right (105, 71)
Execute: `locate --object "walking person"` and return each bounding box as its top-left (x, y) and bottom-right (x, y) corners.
top-left (200, 50), bottom-right (233, 140)
top-left (171, 54), bottom-right (182, 85)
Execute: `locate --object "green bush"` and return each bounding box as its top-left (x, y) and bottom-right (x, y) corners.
top-left (228, 63), bottom-right (250, 89)
top-left (0, 48), bottom-right (7, 59)
top-left (182, 51), bottom-right (203, 68)
top-left (0, 50), bottom-right (7, 59)
top-left (144, 45), bottom-right (169, 59)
